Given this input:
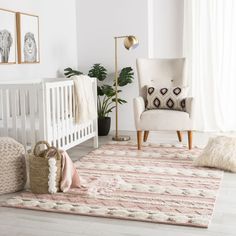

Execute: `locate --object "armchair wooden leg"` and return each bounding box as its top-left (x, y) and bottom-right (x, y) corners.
top-left (188, 131), bottom-right (193, 150)
top-left (177, 131), bottom-right (182, 142)
top-left (143, 131), bottom-right (149, 142)
top-left (137, 131), bottom-right (142, 150)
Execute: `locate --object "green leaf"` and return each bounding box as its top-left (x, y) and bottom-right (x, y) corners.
top-left (88, 64), bottom-right (107, 81)
top-left (117, 67), bottom-right (134, 87)
top-left (103, 106), bottom-right (116, 116)
top-left (97, 86), bottom-right (104, 96)
top-left (104, 109), bottom-right (113, 115)
top-left (112, 98), bottom-right (127, 104)
top-left (100, 85), bottom-right (116, 97)
top-left (64, 67), bottom-right (83, 78)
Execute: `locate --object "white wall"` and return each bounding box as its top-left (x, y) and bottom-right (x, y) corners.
top-left (76, 0), bottom-right (184, 131)
top-left (0, 0), bottom-right (78, 82)
top-left (152, 0), bottom-right (184, 58)
top-left (76, 0), bottom-right (149, 131)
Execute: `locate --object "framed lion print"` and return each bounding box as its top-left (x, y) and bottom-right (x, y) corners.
top-left (0, 8), bottom-right (17, 64)
top-left (16, 12), bottom-right (40, 64)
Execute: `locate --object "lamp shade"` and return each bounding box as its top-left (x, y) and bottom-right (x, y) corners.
top-left (124, 36), bottom-right (139, 50)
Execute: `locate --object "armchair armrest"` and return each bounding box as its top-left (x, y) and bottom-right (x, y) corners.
top-left (185, 97), bottom-right (195, 119)
top-left (133, 96), bottom-right (145, 128)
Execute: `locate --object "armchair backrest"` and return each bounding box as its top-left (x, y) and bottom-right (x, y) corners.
top-left (136, 58), bottom-right (187, 98)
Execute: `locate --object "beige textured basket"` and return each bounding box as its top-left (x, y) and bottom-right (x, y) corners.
top-left (29, 141), bottom-right (62, 194)
top-left (0, 137), bottom-right (26, 195)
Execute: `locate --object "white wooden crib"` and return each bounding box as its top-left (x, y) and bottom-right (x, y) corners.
top-left (0, 78), bottom-right (98, 151)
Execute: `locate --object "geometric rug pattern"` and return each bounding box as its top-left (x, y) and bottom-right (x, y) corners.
top-left (2, 142), bottom-right (223, 228)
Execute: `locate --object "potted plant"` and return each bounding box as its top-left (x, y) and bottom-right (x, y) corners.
top-left (64, 64), bottom-right (134, 136)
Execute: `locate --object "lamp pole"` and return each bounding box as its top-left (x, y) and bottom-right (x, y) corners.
top-left (114, 37), bottom-right (119, 140)
top-left (112, 35), bottom-right (138, 141)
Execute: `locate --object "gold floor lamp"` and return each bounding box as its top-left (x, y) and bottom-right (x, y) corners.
top-left (112, 35), bottom-right (139, 141)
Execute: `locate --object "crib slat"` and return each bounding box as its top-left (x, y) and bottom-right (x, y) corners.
top-left (20, 89), bottom-right (27, 148)
top-left (45, 85), bottom-right (51, 144)
top-left (29, 88), bottom-right (36, 149)
top-left (68, 85), bottom-right (73, 144)
top-left (56, 86), bottom-right (61, 148)
top-left (51, 88), bottom-right (56, 146)
top-left (2, 90), bottom-right (8, 136)
top-left (10, 89), bottom-right (17, 139)
top-left (64, 85), bottom-right (69, 145)
top-left (80, 123), bottom-right (84, 140)
top-left (61, 86), bottom-right (65, 147)
top-left (38, 84), bottom-right (46, 141)
top-left (72, 85), bottom-right (77, 142)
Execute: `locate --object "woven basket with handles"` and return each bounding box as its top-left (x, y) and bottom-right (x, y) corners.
top-left (29, 141), bottom-right (62, 194)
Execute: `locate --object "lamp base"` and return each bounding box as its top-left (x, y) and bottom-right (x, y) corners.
top-left (112, 135), bottom-right (131, 141)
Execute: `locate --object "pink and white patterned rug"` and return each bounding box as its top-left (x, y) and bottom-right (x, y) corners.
top-left (2, 141), bottom-right (223, 228)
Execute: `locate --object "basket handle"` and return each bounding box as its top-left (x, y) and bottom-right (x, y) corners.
top-left (33, 141), bottom-right (51, 156)
top-left (44, 146), bottom-right (61, 160)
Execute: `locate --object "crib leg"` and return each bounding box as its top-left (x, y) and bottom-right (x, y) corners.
top-left (93, 136), bottom-right (99, 148)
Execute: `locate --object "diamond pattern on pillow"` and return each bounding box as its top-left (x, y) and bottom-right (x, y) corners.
top-left (146, 86), bottom-right (188, 111)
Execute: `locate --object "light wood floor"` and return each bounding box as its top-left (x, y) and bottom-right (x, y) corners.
top-left (0, 131), bottom-right (236, 236)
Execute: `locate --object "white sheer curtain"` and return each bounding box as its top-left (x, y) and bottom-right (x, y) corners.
top-left (184, 0), bottom-right (236, 131)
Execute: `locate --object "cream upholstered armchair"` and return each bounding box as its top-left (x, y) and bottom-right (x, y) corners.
top-left (134, 58), bottom-right (194, 150)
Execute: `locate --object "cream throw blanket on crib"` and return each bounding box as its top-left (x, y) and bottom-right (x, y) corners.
top-left (72, 75), bottom-right (96, 124)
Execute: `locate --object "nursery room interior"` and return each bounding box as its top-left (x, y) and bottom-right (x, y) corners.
top-left (0, 0), bottom-right (236, 235)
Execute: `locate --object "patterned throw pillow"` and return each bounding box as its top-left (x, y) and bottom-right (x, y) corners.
top-left (146, 86), bottom-right (188, 111)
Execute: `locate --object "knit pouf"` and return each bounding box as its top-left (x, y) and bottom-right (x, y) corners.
top-left (0, 137), bottom-right (26, 194)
